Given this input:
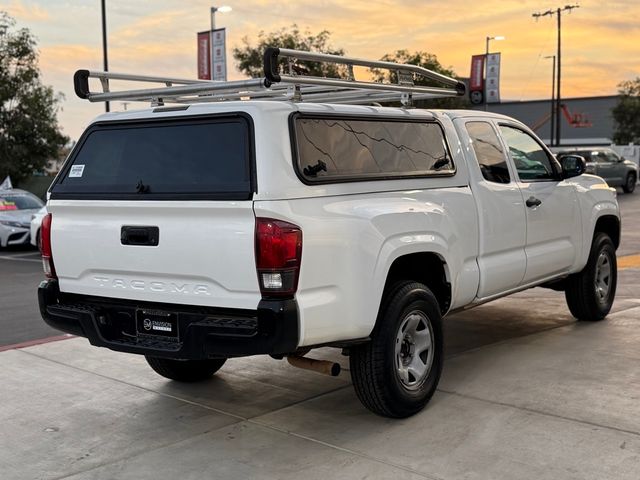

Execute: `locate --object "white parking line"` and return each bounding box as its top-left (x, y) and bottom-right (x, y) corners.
top-left (0, 256), bottom-right (41, 263)
top-left (5, 251), bottom-right (40, 258)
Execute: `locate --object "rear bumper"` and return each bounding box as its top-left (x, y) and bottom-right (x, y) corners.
top-left (38, 280), bottom-right (299, 359)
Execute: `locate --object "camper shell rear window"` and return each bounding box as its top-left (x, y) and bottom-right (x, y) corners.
top-left (291, 114), bottom-right (455, 184)
top-left (51, 114), bottom-right (255, 200)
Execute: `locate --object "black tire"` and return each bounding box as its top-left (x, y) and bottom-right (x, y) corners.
top-left (349, 281), bottom-right (443, 418)
top-left (565, 232), bottom-right (617, 321)
top-left (622, 173), bottom-right (636, 194)
top-left (145, 356), bottom-right (226, 382)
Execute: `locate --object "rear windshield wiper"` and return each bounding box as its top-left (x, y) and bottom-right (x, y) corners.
top-left (303, 160), bottom-right (327, 177)
top-left (136, 179), bottom-right (150, 193)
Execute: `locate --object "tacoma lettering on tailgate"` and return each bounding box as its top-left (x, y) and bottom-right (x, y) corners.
top-left (92, 276), bottom-right (211, 295)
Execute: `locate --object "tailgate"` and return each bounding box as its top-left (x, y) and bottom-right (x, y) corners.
top-left (47, 113), bottom-right (261, 309)
top-left (49, 200), bottom-right (259, 309)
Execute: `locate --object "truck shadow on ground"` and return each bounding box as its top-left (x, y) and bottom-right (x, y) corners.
top-left (443, 295), bottom-right (575, 358)
top-left (145, 291), bottom-right (578, 420)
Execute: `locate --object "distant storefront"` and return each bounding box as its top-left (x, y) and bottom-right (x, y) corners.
top-left (476, 95), bottom-right (619, 147)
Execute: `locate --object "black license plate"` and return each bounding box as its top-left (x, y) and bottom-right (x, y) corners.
top-left (136, 309), bottom-right (179, 339)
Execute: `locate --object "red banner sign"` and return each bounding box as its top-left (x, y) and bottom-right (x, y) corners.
top-left (469, 55), bottom-right (485, 91)
top-left (197, 31), bottom-right (211, 80)
top-left (469, 54), bottom-right (486, 105)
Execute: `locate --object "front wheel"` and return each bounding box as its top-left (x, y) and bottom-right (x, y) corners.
top-left (565, 232), bottom-right (617, 321)
top-left (623, 173), bottom-right (636, 194)
top-left (350, 281), bottom-right (443, 418)
top-left (145, 356), bottom-right (226, 382)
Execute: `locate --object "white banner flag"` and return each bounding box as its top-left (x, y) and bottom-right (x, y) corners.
top-left (211, 28), bottom-right (227, 82)
top-left (485, 52), bottom-right (501, 104)
top-left (0, 176), bottom-right (12, 191)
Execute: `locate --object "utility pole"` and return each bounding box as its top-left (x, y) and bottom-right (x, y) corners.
top-left (544, 55), bottom-right (556, 146)
top-left (101, 0), bottom-right (109, 112)
top-left (533, 4), bottom-right (579, 147)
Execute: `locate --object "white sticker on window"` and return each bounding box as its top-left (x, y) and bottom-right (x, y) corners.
top-left (69, 164), bottom-right (85, 178)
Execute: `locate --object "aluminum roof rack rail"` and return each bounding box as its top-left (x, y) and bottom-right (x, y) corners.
top-left (73, 47), bottom-right (466, 107)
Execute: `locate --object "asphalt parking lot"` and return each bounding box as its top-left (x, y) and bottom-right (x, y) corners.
top-left (0, 247), bottom-right (60, 346)
top-left (1, 192), bottom-right (639, 479)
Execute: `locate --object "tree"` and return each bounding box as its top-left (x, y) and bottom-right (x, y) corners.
top-left (612, 78), bottom-right (640, 144)
top-left (371, 50), bottom-right (469, 109)
top-left (232, 25), bottom-right (347, 79)
top-left (0, 12), bottom-right (68, 185)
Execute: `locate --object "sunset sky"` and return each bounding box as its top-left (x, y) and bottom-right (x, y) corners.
top-left (4, 0), bottom-right (640, 141)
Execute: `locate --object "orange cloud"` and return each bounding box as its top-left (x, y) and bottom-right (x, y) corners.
top-left (14, 0), bottom-right (640, 140)
top-left (4, 0), bottom-right (49, 22)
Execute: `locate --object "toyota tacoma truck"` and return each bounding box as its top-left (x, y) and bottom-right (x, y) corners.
top-left (38, 49), bottom-right (620, 418)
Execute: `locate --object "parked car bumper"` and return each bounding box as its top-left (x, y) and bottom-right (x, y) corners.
top-left (30, 207), bottom-right (47, 248)
top-left (38, 279), bottom-right (300, 359)
top-left (0, 227), bottom-right (31, 247)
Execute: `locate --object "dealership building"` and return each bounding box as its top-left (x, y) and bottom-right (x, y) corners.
top-left (477, 95), bottom-right (619, 147)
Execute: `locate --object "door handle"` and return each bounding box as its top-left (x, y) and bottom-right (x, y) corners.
top-left (526, 196), bottom-right (542, 208)
top-left (121, 226), bottom-right (159, 246)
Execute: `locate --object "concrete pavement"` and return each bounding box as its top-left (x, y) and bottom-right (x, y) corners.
top-left (2, 191), bottom-right (639, 479)
top-left (2, 279), bottom-right (639, 479)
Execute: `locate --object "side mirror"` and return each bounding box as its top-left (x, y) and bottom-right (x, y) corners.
top-left (560, 155), bottom-right (586, 179)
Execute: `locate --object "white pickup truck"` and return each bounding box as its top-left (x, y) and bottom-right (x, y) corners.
top-left (39, 49), bottom-right (620, 418)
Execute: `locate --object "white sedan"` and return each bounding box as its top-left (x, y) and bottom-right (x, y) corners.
top-left (0, 189), bottom-right (44, 248)
top-left (30, 206), bottom-right (48, 250)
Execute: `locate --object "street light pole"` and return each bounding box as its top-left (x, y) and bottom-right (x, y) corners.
top-left (484, 35), bottom-right (504, 112)
top-left (544, 55), bottom-right (556, 146)
top-left (210, 5), bottom-right (231, 30)
top-left (209, 6), bottom-right (231, 81)
top-left (101, 0), bottom-right (109, 112)
top-left (533, 4), bottom-right (579, 147)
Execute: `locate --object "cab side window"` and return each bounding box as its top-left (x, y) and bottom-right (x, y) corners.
top-left (466, 121), bottom-right (510, 184)
top-left (499, 125), bottom-right (557, 181)
top-left (596, 151), bottom-right (620, 163)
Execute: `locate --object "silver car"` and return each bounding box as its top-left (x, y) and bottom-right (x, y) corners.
top-left (0, 189), bottom-right (45, 248)
top-left (556, 148), bottom-right (638, 194)
top-left (30, 206), bottom-right (48, 250)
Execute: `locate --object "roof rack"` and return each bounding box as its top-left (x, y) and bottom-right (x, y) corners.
top-left (73, 47), bottom-right (466, 107)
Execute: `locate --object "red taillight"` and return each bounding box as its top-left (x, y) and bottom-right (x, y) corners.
top-left (255, 218), bottom-right (302, 297)
top-left (41, 213), bottom-right (56, 279)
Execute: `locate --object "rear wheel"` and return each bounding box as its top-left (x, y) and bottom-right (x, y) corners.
top-left (565, 232), bottom-right (617, 321)
top-left (145, 356), bottom-right (226, 382)
top-left (623, 173), bottom-right (636, 193)
top-left (350, 281), bottom-right (443, 418)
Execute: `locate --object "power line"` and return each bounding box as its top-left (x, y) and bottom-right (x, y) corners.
top-left (518, 18), bottom-right (555, 101)
top-left (532, 4), bottom-right (580, 147)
